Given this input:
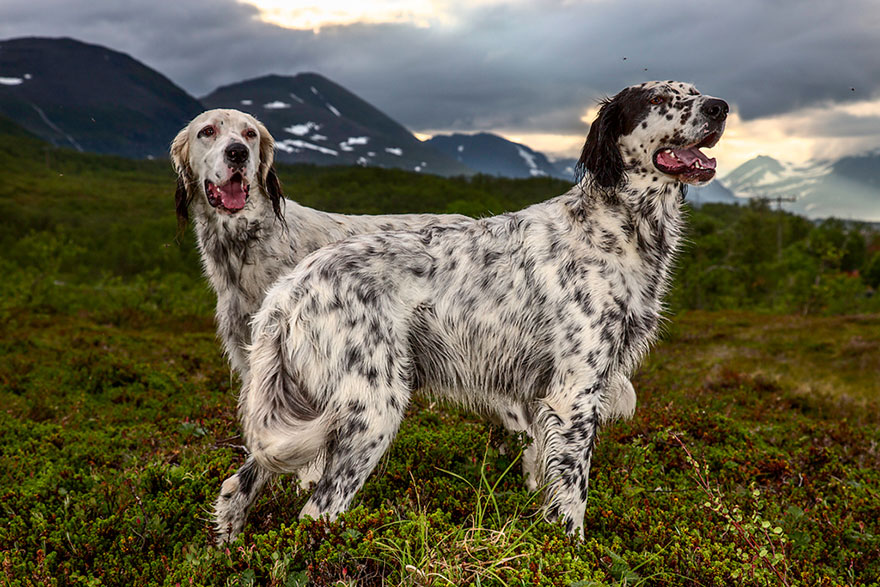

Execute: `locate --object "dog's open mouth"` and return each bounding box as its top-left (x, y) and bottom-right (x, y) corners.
top-left (205, 173), bottom-right (249, 213)
top-left (653, 131), bottom-right (720, 184)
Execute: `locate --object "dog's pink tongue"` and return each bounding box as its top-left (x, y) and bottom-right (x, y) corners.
top-left (218, 179), bottom-right (247, 211)
top-left (676, 147), bottom-right (716, 169)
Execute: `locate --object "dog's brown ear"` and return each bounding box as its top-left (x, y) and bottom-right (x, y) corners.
top-left (576, 91), bottom-right (627, 189)
top-left (170, 125), bottom-right (193, 231)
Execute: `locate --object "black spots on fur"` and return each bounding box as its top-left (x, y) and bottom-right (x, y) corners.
top-left (310, 480), bottom-right (335, 511)
top-left (525, 351), bottom-right (556, 398)
top-left (345, 345), bottom-right (382, 385)
top-left (340, 416), bottom-right (369, 437)
top-left (573, 289), bottom-right (594, 317)
top-left (483, 250), bottom-right (501, 267)
top-left (557, 258), bottom-right (578, 288)
top-left (237, 458), bottom-right (258, 496)
top-left (280, 369), bottom-right (321, 422)
top-left (344, 345), bottom-right (364, 372)
top-left (387, 392), bottom-right (402, 413)
top-left (353, 279), bottom-right (381, 308)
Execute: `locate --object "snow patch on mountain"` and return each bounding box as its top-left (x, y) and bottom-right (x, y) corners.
top-left (516, 146), bottom-right (547, 177)
top-left (264, 101), bottom-right (291, 110)
top-left (285, 122), bottom-right (321, 136)
top-left (276, 139), bottom-right (338, 156)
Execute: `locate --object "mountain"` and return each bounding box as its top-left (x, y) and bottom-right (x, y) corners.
top-left (723, 154), bottom-right (880, 221)
top-left (723, 155), bottom-right (833, 201)
top-left (426, 132), bottom-right (565, 179)
top-left (0, 37), bottom-right (203, 158)
top-left (688, 180), bottom-right (739, 206)
top-left (201, 74), bottom-right (471, 177)
top-left (551, 157), bottom-right (579, 182)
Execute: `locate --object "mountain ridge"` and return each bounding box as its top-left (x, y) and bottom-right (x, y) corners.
top-left (200, 73), bottom-right (472, 176)
top-left (723, 154), bottom-right (880, 221)
top-left (0, 36), bottom-right (203, 158)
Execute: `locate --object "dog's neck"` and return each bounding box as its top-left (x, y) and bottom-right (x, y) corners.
top-left (622, 175), bottom-right (686, 259)
top-left (190, 192), bottom-right (292, 293)
top-left (578, 173), bottom-right (686, 298)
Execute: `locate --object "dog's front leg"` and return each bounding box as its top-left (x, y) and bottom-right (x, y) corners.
top-left (535, 382), bottom-right (603, 538)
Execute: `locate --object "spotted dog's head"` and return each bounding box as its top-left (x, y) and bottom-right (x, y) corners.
top-left (577, 81), bottom-right (728, 189)
top-left (171, 109), bottom-right (283, 228)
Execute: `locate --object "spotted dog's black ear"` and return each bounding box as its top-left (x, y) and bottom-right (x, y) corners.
top-left (576, 92), bottom-right (627, 189)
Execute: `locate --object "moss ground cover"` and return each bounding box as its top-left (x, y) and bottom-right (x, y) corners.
top-left (2, 307), bottom-right (878, 586)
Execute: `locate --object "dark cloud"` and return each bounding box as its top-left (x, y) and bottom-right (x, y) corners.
top-left (2, 0), bottom-right (879, 139)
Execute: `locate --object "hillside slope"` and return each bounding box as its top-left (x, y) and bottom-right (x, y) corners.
top-left (0, 37), bottom-right (203, 158)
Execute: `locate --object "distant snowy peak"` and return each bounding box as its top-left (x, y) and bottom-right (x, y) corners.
top-left (427, 132), bottom-right (564, 179)
top-left (722, 154), bottom-right (880, 221)
top-left (723, 155), bottom-right (832, 199)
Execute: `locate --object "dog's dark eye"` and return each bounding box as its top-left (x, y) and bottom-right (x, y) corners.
top-left (650, 96), bottom-right (664, 105)
top-left (198, 126), bottom-right (216, 138)
top-left (244, 129), bottom-right (258, 140)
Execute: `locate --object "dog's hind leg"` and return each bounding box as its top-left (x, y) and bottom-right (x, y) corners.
top-left (213, 455), bottom-right (274, 544)
top-left (298, 381), bottom-right (409, 522)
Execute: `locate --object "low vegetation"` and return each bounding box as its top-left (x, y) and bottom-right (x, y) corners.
top-left (1, 128), bottom-right (879, 585)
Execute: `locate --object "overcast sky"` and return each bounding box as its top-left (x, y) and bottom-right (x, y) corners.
top-left (3, 0), bottom-right (880, 171)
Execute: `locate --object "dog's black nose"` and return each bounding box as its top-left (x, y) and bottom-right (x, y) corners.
top-left (225, 142), bottom-right (249, 166)
top-left (703, 98), bottom-right (729, 122)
